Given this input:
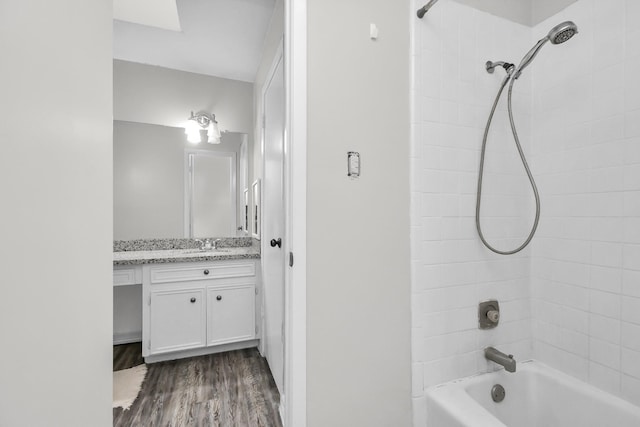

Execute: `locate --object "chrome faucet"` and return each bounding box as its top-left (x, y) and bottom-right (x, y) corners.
top-left (485, 347), bottom-right (516, 373)
top-left (194, 238), bottom-right (212, 251)
top-left (194, 238), bottom-right (221, 251)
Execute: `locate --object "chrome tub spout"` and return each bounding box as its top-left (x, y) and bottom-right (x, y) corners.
top-left (485, 347), bottom-right (516, 373)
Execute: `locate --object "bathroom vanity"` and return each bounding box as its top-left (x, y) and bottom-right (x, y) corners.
top-left (113, 242), bottom-right (261, 363)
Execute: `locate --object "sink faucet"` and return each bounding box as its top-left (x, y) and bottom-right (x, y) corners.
top-left (485, 347), bottom-right (516, 373)
top-left (194, 239), bottom-right (212, 251)
top-left (194, 238), bottom-right (222, 251)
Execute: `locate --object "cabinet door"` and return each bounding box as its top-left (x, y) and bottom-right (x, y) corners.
top-left (207, 285), bottom-right (255, 346)
top-left (150, 288), bottom-right (206, 354)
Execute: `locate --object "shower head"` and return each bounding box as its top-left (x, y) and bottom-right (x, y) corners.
top-left (548, 21), bottom-right (578, 44)
top-left (514, 20), bottom-right (579, 78)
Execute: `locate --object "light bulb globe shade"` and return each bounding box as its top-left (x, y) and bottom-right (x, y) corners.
top-left (207, 121), bottom-right (221, 144)
top-left (185, 119), bottom-right (202, 143)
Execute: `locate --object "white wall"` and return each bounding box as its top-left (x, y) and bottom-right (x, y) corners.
top-left (410, 1), bottom-right (534, 424)
top-left (306, 1), bottom-right (412, 426)
top-left (451, 0), bottom-right (531, 26)
top-left (531, 0), bottom-right (580, 26)
top-left (0, 0), bottom-right (112, 426)
top-left (253, 0), bottom-right (284, 184)
top-left (530, 0), bottom-right (640, 405)
top-left (448, 0), bottom-right (579, 26)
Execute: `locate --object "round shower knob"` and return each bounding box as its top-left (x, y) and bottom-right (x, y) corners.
top-left (487, 310), bottom-right (500, 323)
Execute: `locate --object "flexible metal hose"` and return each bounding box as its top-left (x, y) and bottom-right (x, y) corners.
top-left (475, 73), bottom-right (541, 255)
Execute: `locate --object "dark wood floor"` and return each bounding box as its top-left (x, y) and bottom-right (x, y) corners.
top-left (113, 343), bottom-right (282, 427)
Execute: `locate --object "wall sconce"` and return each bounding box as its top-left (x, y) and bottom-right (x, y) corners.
top-left (184, 111), bottom-right (221, 144)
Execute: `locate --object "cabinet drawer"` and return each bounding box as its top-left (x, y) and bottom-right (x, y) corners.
top-left (149, 262), bottom-right (255, 284)
top-left (113, 267), bottom-right (142, 286)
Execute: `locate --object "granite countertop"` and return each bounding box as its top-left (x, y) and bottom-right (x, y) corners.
top-left (113, 237), bottom-right (260, 266)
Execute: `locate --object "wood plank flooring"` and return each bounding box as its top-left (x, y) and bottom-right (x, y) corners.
top-left (113, 343), bottom-right (282, 427)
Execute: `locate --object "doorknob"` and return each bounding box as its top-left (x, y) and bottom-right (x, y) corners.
top-left (270, 238), bottom-right (282, 248)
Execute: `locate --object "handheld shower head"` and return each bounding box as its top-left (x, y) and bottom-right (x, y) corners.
top-left (548, 21), bottom-right (578, 44)
top-left (514, 21), bottom-right (579, 78)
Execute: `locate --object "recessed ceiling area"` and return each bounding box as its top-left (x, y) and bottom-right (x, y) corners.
top-left (114, 0), bottom-right (276, 82)
top-left (114, 0), bottom-right (181, 32)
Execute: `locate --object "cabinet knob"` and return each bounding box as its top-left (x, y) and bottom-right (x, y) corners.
top-left (216, 295), bottom-right (222, 301)
top-left (190, 297), bottom-right (196, 303)
top-left (270, 238), bottom-right (282, 248)
top-left (203, 269), bottom-right (210, 275)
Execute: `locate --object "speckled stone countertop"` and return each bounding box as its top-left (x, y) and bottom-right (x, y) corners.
top-left (113, 237), bottom-right (260, 266)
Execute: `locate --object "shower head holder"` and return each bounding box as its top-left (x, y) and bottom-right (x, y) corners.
top-left (486, 61), bottom-right (514, 75)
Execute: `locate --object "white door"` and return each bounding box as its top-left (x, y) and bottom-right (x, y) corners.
top-left (263, 51), bottom-right (286, 394)
top-left (185, 151), bottom-right (237, 237)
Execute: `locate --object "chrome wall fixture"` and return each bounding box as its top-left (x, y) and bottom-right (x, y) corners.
top-left (184, 111), bottom-right (221, 144)
top-left (417, 0), bottom-right (440, 18)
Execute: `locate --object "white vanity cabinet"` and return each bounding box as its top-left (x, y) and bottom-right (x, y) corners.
top-left (207, 285), bottom-right (255, 345)
top-left (149, 287), bottom-right (206, 354)
top-left (141, 259), bottom-right (258, 362)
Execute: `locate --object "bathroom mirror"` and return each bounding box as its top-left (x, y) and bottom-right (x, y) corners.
top-left (113, 120), bottom-right (249, 240)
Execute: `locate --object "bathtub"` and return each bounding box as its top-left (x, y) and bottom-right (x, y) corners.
top-left (425, 360), bottom-right (640, 427)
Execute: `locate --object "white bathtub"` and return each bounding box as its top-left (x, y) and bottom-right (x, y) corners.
top-left (425, 360), bottom-right (640, 427)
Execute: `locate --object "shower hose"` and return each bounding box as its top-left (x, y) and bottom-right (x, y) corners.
top-left (476, 72), bottom-right (541, 255)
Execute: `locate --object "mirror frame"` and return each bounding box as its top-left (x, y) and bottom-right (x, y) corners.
top-left (252, 179), bottom-right (261, 239)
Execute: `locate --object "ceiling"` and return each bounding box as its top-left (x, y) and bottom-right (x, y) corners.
top-left (113, 0), bottom-right (181, 31)
top-left (113, 0), bottom-right (276, 83)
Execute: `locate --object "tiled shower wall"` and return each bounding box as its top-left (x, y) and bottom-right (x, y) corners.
top-left (411, 0), bottom-right (640, 424)
top-left (410, 1), bottom-right (534, 424)
top-left (530, 0), bottom-right (640, 405)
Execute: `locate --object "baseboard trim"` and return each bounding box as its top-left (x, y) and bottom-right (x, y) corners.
top-left (113, 332), bottom-right (142, 345)
top-left (144, 339), bottom-right (260, 364)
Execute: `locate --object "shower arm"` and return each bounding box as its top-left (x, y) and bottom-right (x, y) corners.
top-left (417, 0), bottom-right (439, 18)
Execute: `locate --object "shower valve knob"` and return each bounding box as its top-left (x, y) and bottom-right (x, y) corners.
top-left (487, 310), bottom-right (500, 323)
top-left (479, 300), bottom-right (500, 329)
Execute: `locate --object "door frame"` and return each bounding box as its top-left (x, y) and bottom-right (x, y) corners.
top-left (284, 1), bottom-right (307, 426)
top-left (183, 149), bottom-right (237, 238)
top-left (257, 1), bottom-right (307, 424)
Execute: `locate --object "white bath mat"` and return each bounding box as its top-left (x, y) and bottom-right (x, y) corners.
top-left (113, 364), bottom-right (147, 410)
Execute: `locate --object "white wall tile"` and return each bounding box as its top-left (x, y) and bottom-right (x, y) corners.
top-left (590, 313), bottom-right (621, 344)
top-left (622, 375), bottom-right (640, 407)
top-left (411, 1), bottom-right (640, 420)
top-left (621, 296), bottom-right (640, 325)
top-left (589, 362), bottom-right (621, 395)
top-left (590, 337), bottom-right (621, 370)
top-left (621, 348), bottom-right (640, 379)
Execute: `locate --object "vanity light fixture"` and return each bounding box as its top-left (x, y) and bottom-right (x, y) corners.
top-left (184, 111), bottom-right (221, 144)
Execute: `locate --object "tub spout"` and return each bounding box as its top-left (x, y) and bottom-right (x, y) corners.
top-left (485, 347), bottom-right (516, 373)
